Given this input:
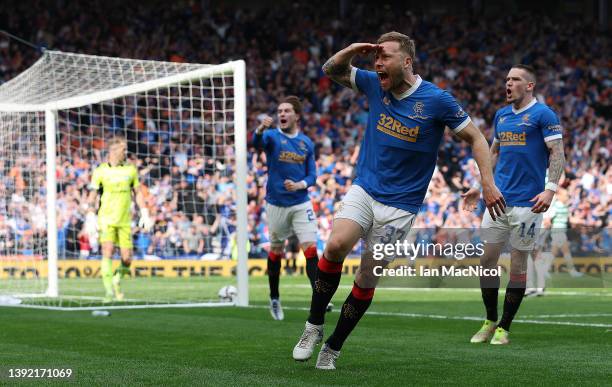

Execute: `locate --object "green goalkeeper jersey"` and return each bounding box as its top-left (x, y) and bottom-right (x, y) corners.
top-left (90, 162), bottom-right (139, 226)
top-left (550, 201), bottom-right (569, 230)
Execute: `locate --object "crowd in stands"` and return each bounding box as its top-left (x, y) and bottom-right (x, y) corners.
top-left (0, 1), bottom-right (609, 260)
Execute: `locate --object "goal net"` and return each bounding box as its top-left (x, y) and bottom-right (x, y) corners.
top-left (0, 51), bottom-right (248, 309)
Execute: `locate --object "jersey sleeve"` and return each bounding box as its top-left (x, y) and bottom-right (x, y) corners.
top-left (491, 110), bottom-right (501, 144)
top-left (252, 129), bottom-right (274, 151)
top-left (131, 165), bottom-right (140, 189)
top-left (350, 67), bottom-right (380, 98)
top-left (539, 107), bottom-right (563, 142)
top-left (437, 91), bottom-right (471, 133)
top-left (90, 167), bottom-right (101, 190)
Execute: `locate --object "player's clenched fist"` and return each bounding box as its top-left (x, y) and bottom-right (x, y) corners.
top-left (256, 115), bottom-right (274, 133)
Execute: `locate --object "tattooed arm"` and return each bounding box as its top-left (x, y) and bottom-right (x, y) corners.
top-left (530, 139), bottom-right (565, 213)
top-left (545, 139), bottom-right (565, 187)
top-left (322, 43), bottom-right (378, 88)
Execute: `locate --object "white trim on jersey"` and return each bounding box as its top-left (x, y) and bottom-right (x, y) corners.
top-left (452, 117), bottom-right (472, 133)
top-left (277, 128), bottom-right (299, 139)
top-left (544, 133), bottom-right (563, 142)
top-left (512, 97), bottom-right (537, 114)
top-left (350, 66), bottom-right (359, 92)
top-left (392, 75), bottom-right (422, 100)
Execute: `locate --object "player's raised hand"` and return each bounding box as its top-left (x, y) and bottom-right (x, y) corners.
top-left (256, 115), bottom-right (274, 133)
top-left (349, 43), bottom-right (379, 56)
top-left (530, 190), bottom-right (554, 213)
top-left (482, 184), bottom-right (506, 221)
top-left (461, 187), bottom-right (481, 212)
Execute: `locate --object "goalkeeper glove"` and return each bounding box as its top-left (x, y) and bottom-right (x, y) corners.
top-left (138, 208), bottom-right (155, 232)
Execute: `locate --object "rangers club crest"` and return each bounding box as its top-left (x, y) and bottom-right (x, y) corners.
top-left (408, 101), bottom-right (428, 120)
top-left (414, 102), bottom-right (424, 115)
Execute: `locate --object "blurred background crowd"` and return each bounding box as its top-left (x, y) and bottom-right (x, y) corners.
top-left (0, 0), bottom-right (609, 260)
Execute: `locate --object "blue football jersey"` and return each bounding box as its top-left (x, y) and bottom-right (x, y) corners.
top-left (350, 68), bottom-right (471, 213)
top-left (492, 98), bottom-right (563, 206)
top-left (253, 128), bottom-right (317, 207)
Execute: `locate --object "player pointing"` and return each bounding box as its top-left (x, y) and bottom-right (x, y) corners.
top-left (88, 137), bottom-right (153, 302)
top-left (464, 64), bottom-right (566, 345)
top-left (292, 32), bottom-right (505, 369)
top-left (253, 96), bottom-right (320, 321)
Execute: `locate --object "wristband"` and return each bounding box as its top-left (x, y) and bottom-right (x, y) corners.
top-left (545, 182), bottom-right (558, 192)
top-left (472, 181), bottom-right (482, 191)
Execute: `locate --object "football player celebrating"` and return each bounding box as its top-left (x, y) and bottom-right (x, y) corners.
top-left (464, 64), bottom-right (565, 345)
top-left (253, 96), bottom-right (320, 320)
top-left (292, 32), bottom-right (504, 369)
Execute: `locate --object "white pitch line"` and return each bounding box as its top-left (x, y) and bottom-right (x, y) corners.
top-left (521, 313), bottom-right (612, 318)
top-left (248, 305), bottom-right (612, 328)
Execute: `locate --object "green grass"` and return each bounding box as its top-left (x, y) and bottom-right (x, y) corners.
top-left (1, 276), bottom-right (612, 386)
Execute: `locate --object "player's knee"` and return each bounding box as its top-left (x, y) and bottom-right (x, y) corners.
top-left (324, 238), bottom-right (350, 262)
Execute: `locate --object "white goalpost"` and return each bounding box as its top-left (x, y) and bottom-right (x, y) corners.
top-left (0, 51), bottom-right (248, 309)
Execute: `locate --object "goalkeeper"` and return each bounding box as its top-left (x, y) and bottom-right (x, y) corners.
top-left (88, 137), bottom-right (154, 302)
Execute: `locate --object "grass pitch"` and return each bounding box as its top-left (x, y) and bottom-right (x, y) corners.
top-left (1, 275), bottom-right (611, 385)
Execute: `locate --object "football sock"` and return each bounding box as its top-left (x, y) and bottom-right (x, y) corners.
top-left (267, 251), bottom-right (282, 299)
top-left (304, 245), bottom-right (319, 290)
top-left (326, 282), bottom-right (374, 351)
top-left (308, 255), bottom-right (343, 325)
top-left (101, 257), bottom-right (113, 295)
top-left (480, 274), bottom-right (500, 322)
top-left (498, 274), bottom-right (527, 331)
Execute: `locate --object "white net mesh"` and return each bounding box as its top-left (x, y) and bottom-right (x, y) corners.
top-left (0, 51), bottom-right (207, 105)
top-left (0, 51), bottom-right (245, 308)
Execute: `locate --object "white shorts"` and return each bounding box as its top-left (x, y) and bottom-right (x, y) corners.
top-left (551, 229), bottom-right (568, 247)
top-left (265, 201), bottom-right (317, 245)
top-left (481, 207), bottom-right (543, 251)
top-left (334, 185), bottom-right (416, 261)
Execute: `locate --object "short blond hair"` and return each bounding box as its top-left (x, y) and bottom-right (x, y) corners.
top-left (377, 32), bottom-right (416, 61)
top-left (107, 136), bottom-right (126, 148)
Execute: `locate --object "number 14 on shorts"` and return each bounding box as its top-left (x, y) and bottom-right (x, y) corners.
top-left (519, 222), bottom-right (536, 238)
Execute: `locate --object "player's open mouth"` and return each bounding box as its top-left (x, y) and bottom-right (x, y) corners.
top-left (506, 88), bottom-right (511, 97)
top-left (377, 71), bottom-right (389, 82)
top-left (279, 119), bottom-right (288, 125)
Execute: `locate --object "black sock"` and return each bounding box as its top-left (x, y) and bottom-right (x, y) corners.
top-left (498, 276), bottom-right (527, 331)
top-left (326, 283), bottom-right (374, 351)
top-left (308, 256), bottom-right (342, 325)
top-left (304, 245), bottom-right (319, 290)
top-left (267, 251), bottom-right (282, 299)
top-left (480, 275), bottom-right (500, 322)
